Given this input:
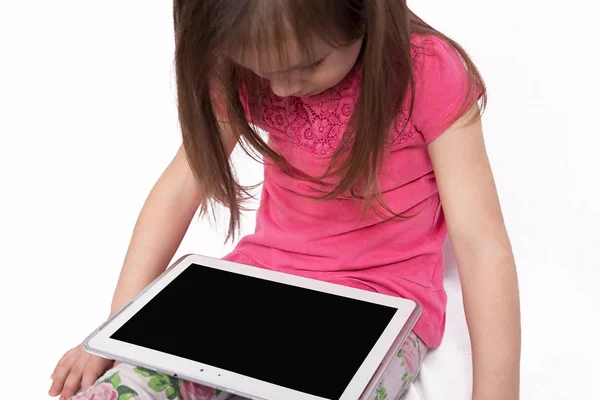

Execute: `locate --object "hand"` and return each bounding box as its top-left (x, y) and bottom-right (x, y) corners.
top-left (49, 344), bottom-right (115, 399)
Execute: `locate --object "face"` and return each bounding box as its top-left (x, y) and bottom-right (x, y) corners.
top-left (231, 36), bottom-right (363, 98)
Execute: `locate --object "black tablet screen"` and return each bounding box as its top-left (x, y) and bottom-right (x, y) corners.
top-left (111, 264), bottom-right (396, 399)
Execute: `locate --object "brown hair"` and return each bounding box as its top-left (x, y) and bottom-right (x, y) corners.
top-left (173, 0), bottom-right (486, 240)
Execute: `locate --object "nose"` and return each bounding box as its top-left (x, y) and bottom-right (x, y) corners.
top-left (270, 77), bottom-right (302, 98)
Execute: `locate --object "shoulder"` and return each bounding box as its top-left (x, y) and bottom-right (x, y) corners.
top-left (409, 33), bottom-right (469, 96)
top-left (408, 33), bottom-right (482, 143)
top-left (410, 33), bottom-right (461, 69)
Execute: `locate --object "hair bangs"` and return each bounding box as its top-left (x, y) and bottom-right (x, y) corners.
top-left (219, 0), bottom-right (365, 74)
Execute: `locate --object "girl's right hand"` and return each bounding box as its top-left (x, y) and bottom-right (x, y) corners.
top-left (49, 344), bottom-right (115, 399)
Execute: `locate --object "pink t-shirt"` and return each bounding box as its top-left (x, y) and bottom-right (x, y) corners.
top-left (224, 34), bottom-right (478, 347)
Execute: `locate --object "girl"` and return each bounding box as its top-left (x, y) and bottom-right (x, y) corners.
top-left (49, 0), bottom-right (521, 399)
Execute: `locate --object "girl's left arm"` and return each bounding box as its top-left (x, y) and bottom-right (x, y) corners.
top-left (428, 106), bottom-right (521, 400)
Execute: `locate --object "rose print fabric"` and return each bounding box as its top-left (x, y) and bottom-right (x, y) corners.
top-left (71, 332), bottom-right (426, 400)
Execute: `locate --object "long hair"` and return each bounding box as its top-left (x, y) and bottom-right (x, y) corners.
top-left (173, 0), bottom-right (486, 240)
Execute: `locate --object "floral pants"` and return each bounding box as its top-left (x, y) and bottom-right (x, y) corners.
top-left (72, 332), bottom-right (427, 400)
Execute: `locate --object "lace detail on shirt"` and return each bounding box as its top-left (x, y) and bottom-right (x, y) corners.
top-left (258, 44), bottom-right (426, 156)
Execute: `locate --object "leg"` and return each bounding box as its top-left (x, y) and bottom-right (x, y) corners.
top-left (70, 363), bottom-right (231, 400)
top-left (367, 331), bottom-right (428, 400)
top-left (71, 333), bottom-right (425, 400)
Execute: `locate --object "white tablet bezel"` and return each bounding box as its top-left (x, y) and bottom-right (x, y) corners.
top-left (84, 254), bottom-right (421, 400)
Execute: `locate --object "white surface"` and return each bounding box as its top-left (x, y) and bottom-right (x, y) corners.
top-left (0, 0), bottom-right (598, 399)
top-left (85, 254), bottom-right (419, 400)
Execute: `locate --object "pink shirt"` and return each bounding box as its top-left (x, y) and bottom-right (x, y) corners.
top-left (224, 34), bottom-right (476, 347)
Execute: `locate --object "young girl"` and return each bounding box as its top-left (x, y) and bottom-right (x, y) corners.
top-left (49, 0), bottom-right (520, 399)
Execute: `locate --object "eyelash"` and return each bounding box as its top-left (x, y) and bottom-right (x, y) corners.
top-left (301, 58), bottom-right (325, 72)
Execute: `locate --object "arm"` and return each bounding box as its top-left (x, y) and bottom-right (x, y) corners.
top-left (50, 119), bottom-right (239, 398)
top-left (111, 119), bottom-right (239, 314)
top-left (428, 106), bottom-right (521, 400)
top-left (109, 145), bottom-right (203, 314)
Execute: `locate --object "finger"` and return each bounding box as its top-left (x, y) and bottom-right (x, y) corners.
top-left (61, 351), bottom-right (90, 399)
top-left (81, 357), bottom-right (111, 390)
top-left (49, 347), bottom-right (80, 396)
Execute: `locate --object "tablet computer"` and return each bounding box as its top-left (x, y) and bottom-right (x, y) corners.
top-left (84, 254), bottom-right (421, 400)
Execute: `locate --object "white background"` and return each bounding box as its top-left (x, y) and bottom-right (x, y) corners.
top-left (1, 0), bottom-right (598, 399)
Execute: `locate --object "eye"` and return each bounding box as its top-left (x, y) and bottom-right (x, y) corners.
top-left (300, 58), bottom-right (325, 73)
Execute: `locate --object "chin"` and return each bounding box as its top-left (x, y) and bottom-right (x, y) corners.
top-left (299, 88), bottom-right (325, 97)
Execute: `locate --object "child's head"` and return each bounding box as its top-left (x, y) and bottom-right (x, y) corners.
top-left (172, 0), bottom-right (484, 238)
top-left (176, 0), bottom-right (368, 98)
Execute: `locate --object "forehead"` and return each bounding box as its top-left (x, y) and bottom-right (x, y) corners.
top-left (227, 34), bottom-right (333, 74)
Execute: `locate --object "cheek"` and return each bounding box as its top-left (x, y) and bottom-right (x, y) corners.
top-left (310, 44), bottom-right (361, 91)
top-left (311, 64), bottom-right (352, 90)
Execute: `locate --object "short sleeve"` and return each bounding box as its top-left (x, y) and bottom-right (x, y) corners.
top-left (410, 35), bottom-right (482, 143)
